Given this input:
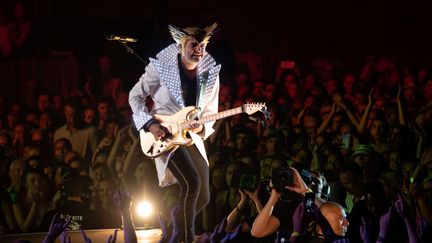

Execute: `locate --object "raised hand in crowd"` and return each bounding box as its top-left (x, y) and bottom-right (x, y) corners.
top-left (80, 227), bottom-right (92, 243)
top-left (106, 229), bottom-right (118, 243)
top-left (284, 167), bottom-right (310, 196)
top-left (359, 217), bottom-right (372, 243)
top-left (394, 193), bottom-right (421, 243)
top-left (113, 190), bottom-right (137, 243)
top-left (158, 204), bottom-right (181, 243)
top-left (377, 207), bottom-right (392, 243)
top-left (285, 167), bottom-right (327, 207)
top-left (60, 230), bottom-right (71, 243)
top-left (210, 218), bottom-right (241, 243)
top-left (42, 213), bottom-right (71, 243)
top-left (358, 88), bottom-right (374, 135)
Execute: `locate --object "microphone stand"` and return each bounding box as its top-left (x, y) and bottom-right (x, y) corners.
top-left (119, 41), bottom-right (148, 65)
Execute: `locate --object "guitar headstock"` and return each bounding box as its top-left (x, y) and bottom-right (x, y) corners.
top-left (242, 102), bottom-right (267, 115)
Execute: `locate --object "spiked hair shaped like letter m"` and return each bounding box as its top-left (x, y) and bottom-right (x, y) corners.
top-left (168, 23), bottom-right (218, 48)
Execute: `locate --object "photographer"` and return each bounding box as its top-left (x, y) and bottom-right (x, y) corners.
top-left (224, 186), bottom-right (264, 241)
top-left (251, 167), bottom-right (326, 240)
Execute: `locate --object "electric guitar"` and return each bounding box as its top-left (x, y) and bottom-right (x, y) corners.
top-left (140, 103), bottom-right (268, 158)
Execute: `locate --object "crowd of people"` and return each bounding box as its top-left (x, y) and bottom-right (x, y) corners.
top-left (1, 13), bottom-right (432, 243)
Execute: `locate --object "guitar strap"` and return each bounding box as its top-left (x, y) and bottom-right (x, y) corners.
top-left (197, 71), bottom-right (209, 116)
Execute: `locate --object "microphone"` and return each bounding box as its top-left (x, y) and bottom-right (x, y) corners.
top-left (105, 34), bottom-right (138, 43)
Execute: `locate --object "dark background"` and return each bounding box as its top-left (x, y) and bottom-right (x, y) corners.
top-left (2, 0), bottom-right (432, 100)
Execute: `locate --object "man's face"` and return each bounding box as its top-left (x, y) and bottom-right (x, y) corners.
top-left (353, 153), bottom-right (370, 167)
top-left (64, 105), bottom-right (76, 127)
top-left (181, 37), bottom-right (206, 66)
top-left (38, 95), bottom-right (50, 112)
top-left (235, 133), bottom-right (248, 150)
top-left (98, 102), bottom-right (109, 117)
top-left (10, 161), bottom-right (24, 181)
top-left (333, 207), bottom-right (349, 236)
top-left (83, 109), bottom-right (95, 125)
top-left (339, 171), bottom-right (357, 195)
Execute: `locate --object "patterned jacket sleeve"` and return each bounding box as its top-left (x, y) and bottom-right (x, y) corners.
top-left (128, 63), bottom-right (160, 130)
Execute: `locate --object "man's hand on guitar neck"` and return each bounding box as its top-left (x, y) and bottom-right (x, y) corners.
top-left (189, 122), bottom-right (204, 134)
top-left (149, 123), bottom-right (168, 140)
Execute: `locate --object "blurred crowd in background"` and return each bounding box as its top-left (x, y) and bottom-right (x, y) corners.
top-left (1, 1), bottom-right (432, 243)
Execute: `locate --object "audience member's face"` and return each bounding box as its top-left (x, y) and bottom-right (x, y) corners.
top-left (235, 73), bottom-right (248, 86)
top-left (99, 56), bottom-right (111, 73)
top-left (83, 109), bottom-right (96, 125)
top-left (370, 120), bottom-right (385, 140)
top-left (252, 81), bottom-right (264, 97)
top-left (326, 79), bottom-right (337, 95)
top-left (353, 153), bottom-right (370, 168)
top-left (284, 74), bottom-right (296, 87)
top-left (331, 207), bottom-right (349, 236)
top-left (105, 121), bottom-right (117, 138)
top-left (31, 130), bottom-right (43, 144)
top-left (39, 112), bottom-right (52, 129)
top-left (265, 137), bottom-right (279, 155)
top-left (98, 102), bottom-right (109, 118)
top-left (401, 162), bottom-right (415, 177)
top-left (225, 164), bottom-right (239, 187)
top-left (325, 154), bottom-right (339, 172)
top-left (54, 140), bottom-right (67, 160)
top-left (0, 134), bottom-right (9, 146)
top-left (404, 88), bottom-right (416, 105)
top-left (134, 162), bottom-right (147, 180)
top-left (388, 152), bottom-right (401, 171)
top-left (263, 84), bottom-right (276, 101)
top-left (211, 167), bottom-right (226, 190)
top-left (287, 83), bottom-right (299, 99)
top-left (235, 133), bottom-right (249, 151)
top-left (98, 180), bottom-right (114, 205)
top-left (53, 96), bottom-right (63, 111)
top-left (343, 74), bottom-right (355, 93)
top-left (39, 177), bottom-right (50, 199)
top-left (64, 105), bottom-right (76, 128)
top-left (38, 95), bottom-right (50, 112)
top-left (259, 157), bottom-right (271, 180)
top-left (365, 192), bottom-right (386, 217)
top-left (25, 172), bottom-right (41, 196)
top-left (93, 167), bottom-right (108, 182)
top-left (339, 171), bottom-right (361, 195)
top-left (303, 116), bottom-right (317, 138)
top-left (403, 75), bottom-right (416, 89)
top-left (9, 161), bottom-right (24, 181)
top-left (304, 74), bottom-right (315, 90)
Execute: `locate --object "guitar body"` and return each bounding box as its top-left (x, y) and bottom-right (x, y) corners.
top-left (140, 106), bottom-right (198, 158)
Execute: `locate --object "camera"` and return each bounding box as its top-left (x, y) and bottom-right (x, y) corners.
top-left (230, 169), bottom-right (260, 191)
top-left (271, 167), bottom-right (294, 192)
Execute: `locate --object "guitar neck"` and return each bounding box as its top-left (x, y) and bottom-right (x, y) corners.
top-left (182, 107), bottom-right (243, 128)
top-left (200, 107), bottom-right (243, 123)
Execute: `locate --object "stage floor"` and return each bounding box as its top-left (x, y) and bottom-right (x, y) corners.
top-left (0, 228), bottom-right (163, 243)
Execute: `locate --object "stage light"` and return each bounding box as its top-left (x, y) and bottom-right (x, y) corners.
top-left (136, 200), bottom-right (153, 218)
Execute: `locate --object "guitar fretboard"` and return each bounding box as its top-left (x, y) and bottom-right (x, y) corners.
top-left (181, 107), bottom-right (243, 129)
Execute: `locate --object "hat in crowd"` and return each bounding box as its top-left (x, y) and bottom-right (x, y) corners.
top-left (351, 144), bottom-right (373, 157)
